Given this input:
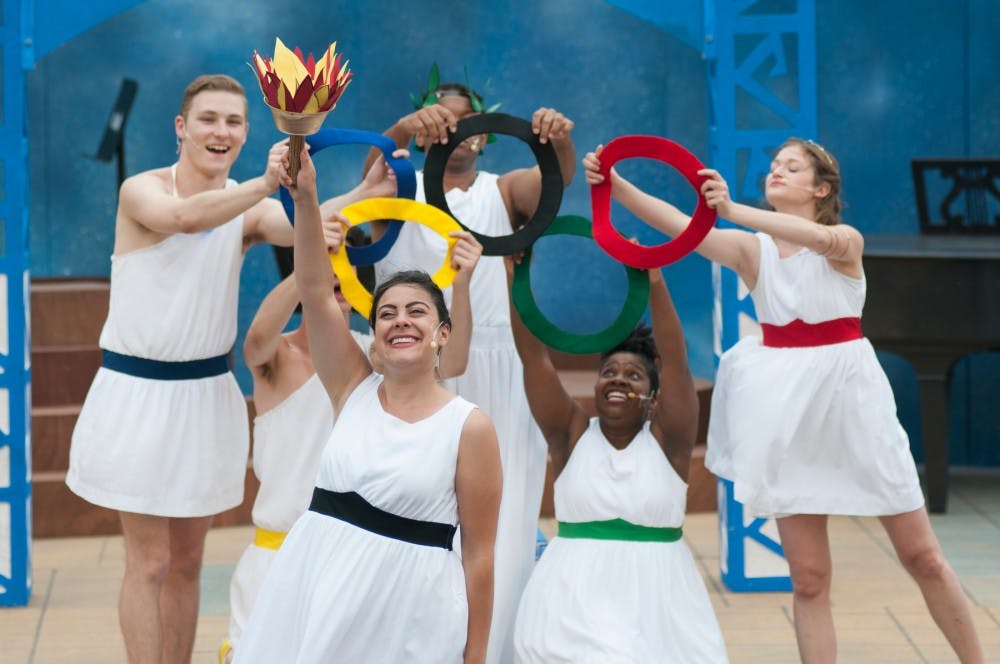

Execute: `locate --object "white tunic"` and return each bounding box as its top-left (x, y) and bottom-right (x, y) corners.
top-left (706, 233), bottom-right (925, 517)
top-left (376, 171), bottom-right (548, 663)
top-left (227, 332), bottom-right (370, 649)
top-left (66, 188), bottom-right (248, 517)
top-left (235, 373), bottom-right (476, 663)
top-left (514, 419), bottom-right (728, 663)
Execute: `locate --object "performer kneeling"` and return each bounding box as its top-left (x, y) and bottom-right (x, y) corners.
top-left (508, 260), bottom-right (728, 662)
top-left (235, 146), bottom-right (502, 664)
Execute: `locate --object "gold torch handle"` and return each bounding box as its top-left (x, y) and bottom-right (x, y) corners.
top-left (287, 135), bottom-right (305, 182)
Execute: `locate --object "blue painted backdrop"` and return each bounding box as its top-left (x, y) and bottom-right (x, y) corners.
top-left (27, 0), bottom-right (999, 463)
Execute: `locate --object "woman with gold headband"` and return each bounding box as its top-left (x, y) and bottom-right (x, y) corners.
top-left (584, 138), bottom-right (984, 663)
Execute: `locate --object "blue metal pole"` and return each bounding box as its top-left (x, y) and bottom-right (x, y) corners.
top-left (0, 0), bottom-right (33, 607)
top-left (706, 0), bottom-right (816, 592)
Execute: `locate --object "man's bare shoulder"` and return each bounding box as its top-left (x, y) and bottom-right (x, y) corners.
top-left (120, 166), bottom-right (173, 198)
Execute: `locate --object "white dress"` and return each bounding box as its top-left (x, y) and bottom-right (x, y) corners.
top-left (235, 373), bottom-right (475, 663)
top-left (376, 171), bottom-right (548, 663)
top-left (227, 332), bottom-right (370, 649)
top-left (66, 180), bottom-right (248, 517)
top-left (514, 419), bottom-right (728, 663)
top-left (705, 233), bottom-right (925, 517)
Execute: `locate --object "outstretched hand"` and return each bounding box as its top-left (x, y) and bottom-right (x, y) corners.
top-left (531, 107), bottom-right (574, 144)
top-left (582, 145), bottom-right (606, 185)
top-left (449, 231), bottom-right (484, 287)
top-left (280, 142), bottom-right (317, 199)
top-left (698, 168), bottom-right (733, 217)
top-left (321, 212), bottom-right (347, 253)
top-left (399, 105), bottom-right (458, 147)
top-left (265, 139), bottom-right (291, 193)
top-left (362, 150), bottom-right (408, 199)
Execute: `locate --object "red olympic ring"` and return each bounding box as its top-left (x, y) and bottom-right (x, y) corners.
top-left (590, 135), bottom-right (717, 269)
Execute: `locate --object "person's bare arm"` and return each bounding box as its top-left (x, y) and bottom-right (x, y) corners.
top-left (699, 168), bottom-right (864, 271)
top-left (437, 232), bottom-right (482, 379)
top-left (243, 274), bottom-right (300, 379)
top-left (582, 147), bottom-right (760, 284)
top-left (646, 269), bottom-right (700, 481)
top-left (505, 257), bottom-right (588, 474)
top-left (119, 164), bottom-right (276, 238)
top-left (455, 409), bottom-right (501, 664)
top-left (282, 146), bottom-right (370, 409)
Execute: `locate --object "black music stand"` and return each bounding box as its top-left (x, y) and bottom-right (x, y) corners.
top-left (90, 78), bottom-right (139, 189)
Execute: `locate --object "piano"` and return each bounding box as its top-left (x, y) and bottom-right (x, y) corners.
top-left (863, 158), bottom-right (999, 513)
top-left (863, 174), bottom-right (1000, 514)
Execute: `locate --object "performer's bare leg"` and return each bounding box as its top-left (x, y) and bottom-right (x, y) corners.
top-left (161, 516), bottom-right (213, 664)
top-left (881, 509), bottom-right (983, 663)
top-left (776, 514), bottom-right (836, 664)
top-left (119, 512), bottom-right (170, 663)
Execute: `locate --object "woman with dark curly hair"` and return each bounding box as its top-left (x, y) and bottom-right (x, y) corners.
top-left (508, 260), bottom-right (727, 662)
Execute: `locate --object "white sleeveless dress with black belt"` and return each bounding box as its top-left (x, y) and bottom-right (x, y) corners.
top-left (235, 373), bottom-right (476, 663)
top-left (375, 171), bottom-right (548, 664)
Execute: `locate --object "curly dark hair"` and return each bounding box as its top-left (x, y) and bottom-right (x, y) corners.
top-left (600, 324), bottom-right (660, 396)
top-left (368, 270), bottom-right (451, 331)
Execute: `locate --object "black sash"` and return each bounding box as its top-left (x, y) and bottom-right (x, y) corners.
top-left (309, 488), bottom-right (457, 550)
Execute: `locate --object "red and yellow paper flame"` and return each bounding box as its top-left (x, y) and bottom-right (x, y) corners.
top-left (250, 38), bottom-right (353, 114)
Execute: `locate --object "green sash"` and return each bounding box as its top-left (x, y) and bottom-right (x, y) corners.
top-left (557, 518), bottom-right (682, 542)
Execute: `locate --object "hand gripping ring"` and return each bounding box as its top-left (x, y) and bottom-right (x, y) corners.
top-left (590, 135), bottom-right (716, 269)
top-left (423, 113), bottom-right (563, 256)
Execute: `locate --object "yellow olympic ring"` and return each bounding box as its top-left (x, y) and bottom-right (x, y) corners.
top-left (331, 197), bottom-right (463, 318)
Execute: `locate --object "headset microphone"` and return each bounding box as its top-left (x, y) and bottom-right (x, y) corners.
top-left (182, 130), bottom-right (204, 152)
top-left (430, 322), bottom-right (445, 350)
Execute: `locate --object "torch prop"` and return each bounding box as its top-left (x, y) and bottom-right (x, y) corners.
top-left (249, 38), bottom-right (353, 180)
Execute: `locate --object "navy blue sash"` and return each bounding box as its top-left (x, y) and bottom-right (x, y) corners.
top-left (101, 349), bottom-right (229, 380)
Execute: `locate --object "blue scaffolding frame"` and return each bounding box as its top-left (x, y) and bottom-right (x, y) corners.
top-left (705, 0), bottom-right (816, 592)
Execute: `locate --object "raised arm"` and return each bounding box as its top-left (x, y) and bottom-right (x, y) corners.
top-left (699, 168), bottom-right (864, 270)
top-left (582, 147), bottom-right (759, 283)
top-left (646, 269), bottom-right (700, 481)
top-left (243, 274), bottom-right (300, 379)
top-left (283, 145), bottom-right (370, 410)
top-left (499, 108), bottom-right (576, 229)
top-left (455, 409), bottom-right (502, 664)
top-left (437, 231), bottom-right (483, 379)
top-left (361, 105), bottom-right (459, 178)
top-left (505, 258), bottom-right (589, 474)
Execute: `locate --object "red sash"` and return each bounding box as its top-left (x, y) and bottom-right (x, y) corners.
top-left (760, 317), bottom-right (863, 348)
